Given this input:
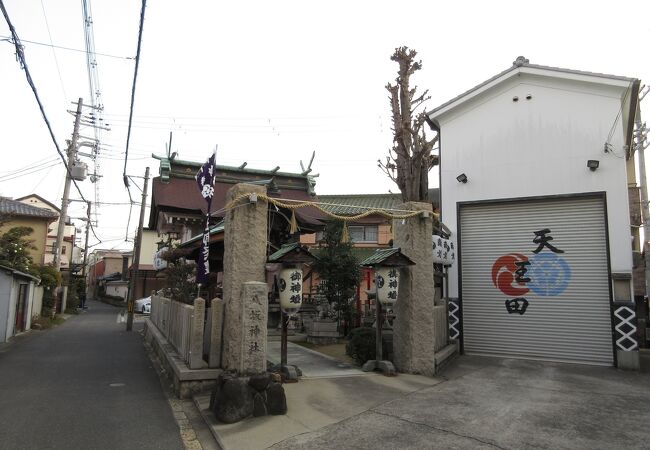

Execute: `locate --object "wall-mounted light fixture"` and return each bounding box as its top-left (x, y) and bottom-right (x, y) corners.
top-left (456, 173), bottom-right (468, 183)
top-left (587, 160), bottom-right (600, 171)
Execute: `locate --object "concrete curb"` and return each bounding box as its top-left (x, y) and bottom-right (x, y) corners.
top-left (193, 395), bottom-right (227, 450)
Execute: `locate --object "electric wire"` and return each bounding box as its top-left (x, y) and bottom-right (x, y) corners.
top-left (604, 82), bottom-right (633, 158)
top-left (122, 0), bottom-right (147, 184)
top-left (39, 0), bottom-right (67, 105)
top-left (0, 156), bottom-right (59, 175)
top-left (30, 162), bottom-right (58, 192)
top-left (0, 161), bottom-right (62, 182)
top-left (81, 0), bottom-right (105, 226)
top-left (0, 1), bottom-right (102, 245)
top-left (0, 34), bottom-right (133, 59)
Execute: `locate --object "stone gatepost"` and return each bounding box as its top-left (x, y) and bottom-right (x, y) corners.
top-left (393, 202), bottom-right (436, 376)
top-left (222, 183), bottom-right (268, 373)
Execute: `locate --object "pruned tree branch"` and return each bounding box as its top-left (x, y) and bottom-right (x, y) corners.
top-left (380, 47), bottom-right (438, 202)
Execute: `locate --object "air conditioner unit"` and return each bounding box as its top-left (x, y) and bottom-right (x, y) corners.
top-left (70, 162), bottom-right (88, 181)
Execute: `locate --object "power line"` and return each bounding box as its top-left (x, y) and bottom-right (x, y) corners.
top-left (39, 0), bottom-right (67, 104)
top-left (0, 156), bottom-right (59, 175)
top-left (122, 0), bottom-right (147, 186)
top-left (0, 1), bottom-right (102, 246)
top-left (0, 161), bottom-right (62, 182)
top-left (0, 34), bottom-right (133, 60)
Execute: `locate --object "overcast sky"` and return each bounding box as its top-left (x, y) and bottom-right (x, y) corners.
top-left (1, 0), bottom-right (649, 250)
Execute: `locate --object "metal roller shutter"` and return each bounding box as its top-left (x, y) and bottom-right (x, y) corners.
top-left (459, 195), bottom-right (614, 365)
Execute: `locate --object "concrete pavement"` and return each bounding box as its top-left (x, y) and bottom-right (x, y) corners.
top-left (272, 355), bottom-right (650, 449)
top-left (267, 340), bottom-right (364, 378)
top-left (0, 300), bottom-right (185, 450)
top-left (198, 343), bottom-right (650, 450)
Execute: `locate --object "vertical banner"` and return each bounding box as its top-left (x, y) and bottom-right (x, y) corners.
top-left (195, 148), bottom-right (217, 285)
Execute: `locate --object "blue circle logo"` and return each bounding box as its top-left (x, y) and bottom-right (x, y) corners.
top-left (527, 253), bottom-right (571, 296)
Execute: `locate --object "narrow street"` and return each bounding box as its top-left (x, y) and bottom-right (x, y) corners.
top-left (0, 300), bottom-right (184, 450)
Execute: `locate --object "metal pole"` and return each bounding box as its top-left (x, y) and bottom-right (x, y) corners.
top-left (53, 97), bottom-right (83, 271)
top-left (375, 270), bottom-right (383, 362)
top-left (81, 201), bottom-right (91, 278)
top-left (636, 119), bottom-right (650, 275)
top-left (281, 312), bottom-right (288, 367)
top-left (126, 166), bottom-right (150, 331)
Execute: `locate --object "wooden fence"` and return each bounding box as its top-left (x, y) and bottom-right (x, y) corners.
top-left (150, 294), bottom-right (205, 369)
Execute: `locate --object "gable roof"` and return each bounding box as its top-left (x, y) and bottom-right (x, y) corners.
top-left (15, 194), bottom-right (60, 212)
top-left (0, 197), bottom-right (59, 220)
top-left (359, 247), bottom-right (416, 267)
top-left (428, 56), bottom-right (636, 122)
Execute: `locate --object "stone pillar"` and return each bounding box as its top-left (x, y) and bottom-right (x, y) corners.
top-left (393, 202), bottom-right (436, 376)
top-left (238, 282), bottom-right (268, 373)
top-left (208, 298), bottom-right (224, 368)
top-left (222, 183), bottom-right (268, 373)
top-left (189, 297), bottom-right (205, 370)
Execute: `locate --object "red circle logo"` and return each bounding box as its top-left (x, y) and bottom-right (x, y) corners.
top-left (491, 253), bottom-right (530, 296)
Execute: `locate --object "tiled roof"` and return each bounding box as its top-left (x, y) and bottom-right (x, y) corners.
top-left (317, 193), bottom-right (404, 215)
top-left (268, 242), bottom-right (318, 263)
top-left (0, 197), bottom-right (59, 220)
top-left (317, 189), bottom-right (440, 215)
top-left (310, 246), bottom-right (380, 263)
top-left (359, 248), bottom-right (401, 266)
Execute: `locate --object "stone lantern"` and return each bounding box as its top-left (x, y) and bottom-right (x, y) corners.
top-left (360, 247), bottom-right (415, 375)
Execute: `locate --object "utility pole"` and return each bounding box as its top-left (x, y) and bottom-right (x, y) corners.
top-left (636, 117), bottom-right (649, 294)
top-left (126, 166), bottom-right (150, 331)
top-left (54, 97), bottom-right (83, 271)
top-left (81, 200), bottom-right (91, 278)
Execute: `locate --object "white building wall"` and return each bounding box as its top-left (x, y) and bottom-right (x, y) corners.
top-left (32, 286), bottom-right (44, 319)
top-left (436, 75), bottom-right (633, 298)
top-left (6, 279), bottom-right (17, 342)
top-left (105, 282), bottom-right (128, 300)
top-left (139, 230), bottom-right (159, 266)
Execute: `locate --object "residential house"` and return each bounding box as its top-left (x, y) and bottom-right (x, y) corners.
top-left (0, 197), bottom-right (58, 266)
top-left (427, 56), bottom-right (642, 369)
top-left (128, 228), bottom-right (166, 300)
top-left (16, 194), bottom-right (78, 271)
top-left (87, 249), bottom-right (132, 300)
top-left (0, 265), bottom-right (40, 342)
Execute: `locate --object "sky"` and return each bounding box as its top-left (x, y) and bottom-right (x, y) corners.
top-left (1, 0), bottom-right (649, 252)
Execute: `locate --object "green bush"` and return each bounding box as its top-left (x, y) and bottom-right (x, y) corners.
top-left (345, 327), bottom-right (387, 365)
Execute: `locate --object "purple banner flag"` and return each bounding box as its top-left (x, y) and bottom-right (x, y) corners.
top-left (195, 148), bottom-right (217, 285)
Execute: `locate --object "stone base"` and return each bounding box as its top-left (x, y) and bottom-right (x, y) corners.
top-left (281, 365), bottom-right (300, 380)
top-left (210, 372), bottom-right (287, 424)
top-left (144, 319), bottom-right (221, 399)
top-left (434, 341), bottom-right (459, 373)
top-left (361, 359), bottom-right (396, 375)
top-left (616, 350), bottom-right (640, 370)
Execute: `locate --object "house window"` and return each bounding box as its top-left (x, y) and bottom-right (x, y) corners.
top-left (61, 246), bottom-right (66, 255)
top-left (348, 225), bottom-right (378, 243)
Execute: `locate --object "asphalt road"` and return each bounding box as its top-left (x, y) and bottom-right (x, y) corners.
top-left (0, 300), bottom-right (184, 450)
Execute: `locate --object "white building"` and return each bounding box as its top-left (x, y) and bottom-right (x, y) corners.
top-left (428, 57), bottom-right (642, 369)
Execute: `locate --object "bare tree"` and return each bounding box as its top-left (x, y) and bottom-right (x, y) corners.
top-left (378, 46), bottom-right (439, 202)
